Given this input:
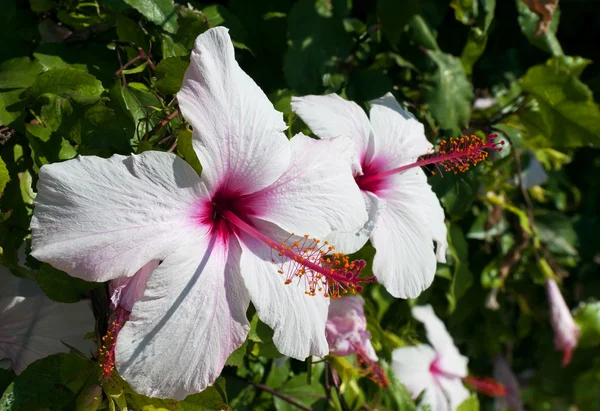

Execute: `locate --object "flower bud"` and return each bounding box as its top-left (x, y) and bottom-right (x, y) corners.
top-left (545, 278), bottom-right (580, 366)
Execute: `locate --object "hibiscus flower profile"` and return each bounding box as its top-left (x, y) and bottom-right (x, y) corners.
top-left (292, 94), bottom-right (502, 298)
top-left (31, 27), bottom-right (368, 399)
top-left (392, 305), bottom-right (504, 411)
top-left (0, 266), bottom-right (94, 374)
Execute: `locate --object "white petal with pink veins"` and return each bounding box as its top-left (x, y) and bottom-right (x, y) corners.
top-left (412, 305), bottom-right (468, 377)
top-left (291, 94), bottom-right (371, 169)
top-left (178, 27), bottom-right (290, 194)
top-left (368, 93), bottom-right (433, 170)
top-left (31, 151), bottom-right (206, 283)
top-left (391, 344), bottom-right (439, 402)
top-left (237, 229), bottom-right (329, 360)
top-left (324, 190), bottom-right (385, 254)
top-left (116, 237), bottom-right (250, 400)
top-left (250, 134), bottom-right (367, 239)
top-left (370, 170), bottom-right (447, 298)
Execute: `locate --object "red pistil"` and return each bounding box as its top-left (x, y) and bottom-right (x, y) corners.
top-left (98, 306), bottom-right (129, 380)
top-left (356, 134), bottom-right (504, 186)
top-left (222, 210), bottom-right (375, 298)
top-left (463, 376), bottom-right (506, 397)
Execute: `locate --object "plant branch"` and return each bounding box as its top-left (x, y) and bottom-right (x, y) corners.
top-left (248, 381), bottom-right (311, 411)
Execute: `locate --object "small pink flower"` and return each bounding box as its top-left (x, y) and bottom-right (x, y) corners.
top-left (392, 305), bottom-right (470, 411)
top-left (545, 278), bottom-right (580, 366)
top-left (326, 296), bottom-right (386, 386)
top-left (31, 28), bottom-right (369, 399)
top-left (0, 266), bottom-right (94, 374)
top-left (326, 296), bottom-right (376, 360)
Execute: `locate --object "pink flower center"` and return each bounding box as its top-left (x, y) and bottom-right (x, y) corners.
top-left (355, 134), bottom-right (503, 188)
top-left (193, 187), bottom-right (375, 298)
top-left (354, 157), bottom-right (391, 195)
top-left (429, 357), bottom-right (506, 397)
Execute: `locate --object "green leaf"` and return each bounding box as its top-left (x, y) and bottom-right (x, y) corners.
top-left (446, 224), bottom-right (473, 313)
top-left (37, 263), bottom-right (102, 303)
top-left (327, 355), bottom-right (360, 383)
top-left (516, 0), bottom-right (563, 56)
top-left (381, 363), bottom-right (416, 411)
top-left (408, 15), bottom-right (440, 51)
top-left (0, 158), bottom-right (8, 196)
top-left (126, 378), bottom-right (228, 410)
top-left (116, 14), bottom-right (148, 50)
top-left (520, 56), bottom-right (600, 148)
top-left (76, 385), bottom-right (103, 411)
top-left (122, 0), bottom-right (178, 34)
top-left (284, 0), bottom-right (352, 94)
top-left (377, 0), bottom-right (419, 45)
top-left (346, 70), bottom-right (394, 102)
top-left (535, 212), bottom-right (578, 256)
top-left (30, 68), bottom-right (104, 105)
top-left (25, 121), bottom-right (77, 169)
top-left (176, 129), bottom-right (202, 175)
top-left (460, 27), bottom-right (487, 76)
top-left (574, 302), bottom-right (600, 349)
top-left (0, 57), bottom-right (43, 126)
top-left (155, 57), bottom-right (189, 95)
top-left (225, 340), bottom-right (248, 368)
top-left (0, 353), bottom-right (91, 411)
top-left (273, 372), bottom-right (325, 411)
top-left (456, 394), bottom-right (480, 411)
top-left (33, 43), bottom-right (119, 88)
top-left (265, 359), bottom-right (291, 389)
top-left (431, 170), bottom-right (479, 219)
top-left (450, 0), bottom-right (478, 25)
top-left (424, 50), bottom-right (473, 132)
top-left (109, 81), bottom-right (162, 144)
top-left (64, 101), bottom-right (132, 156)
top-left (29, 0), bottom-right (56, 13)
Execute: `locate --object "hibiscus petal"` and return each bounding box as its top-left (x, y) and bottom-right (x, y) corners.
top-left (116, 237), bottom-right (250, 400)
top-left (177, 27), bottom-right (289, 194)
top-left (370, 170), bottom-right (448, 298)
top-left (412, 305), bottom-right (468, 377)
top-left (109, 260), bottom-right (160, 311)
top-left (324, 191), bottom-right (385, 254)
top-left (249, 134), bottom-right (368, 239)
top-left (237, 227), bottom-right (329, 359)
top-left (291, 94), bottom-right (371, 169)
top-left (369, 93), bottom-right (432, 169)
top-left (438, 376), bottom-right (471, 411)
top-left (31, 151), bottom-right (206, 282)
top-left (391, 344), bottom-right (438, 401)
top-left (0, 267), bottom-right (95, 375)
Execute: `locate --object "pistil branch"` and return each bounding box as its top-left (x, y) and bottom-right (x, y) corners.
top-left (98, 306), bottom-right (129, 380)
top-left (463, 376), bottom-right (506, 397)
top-left (222, 211), bottom-right (375, 298)
top-left (357, 134), bottom-right (504, 186)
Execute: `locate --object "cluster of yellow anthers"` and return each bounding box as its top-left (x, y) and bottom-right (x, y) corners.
top-left (419, 134), bottom-right (504, 175)
top-left (269, 233), bottom-right (372, 299)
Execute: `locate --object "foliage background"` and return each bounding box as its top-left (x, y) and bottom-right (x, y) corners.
top-left (1, 0), bottom-right (600, 409)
